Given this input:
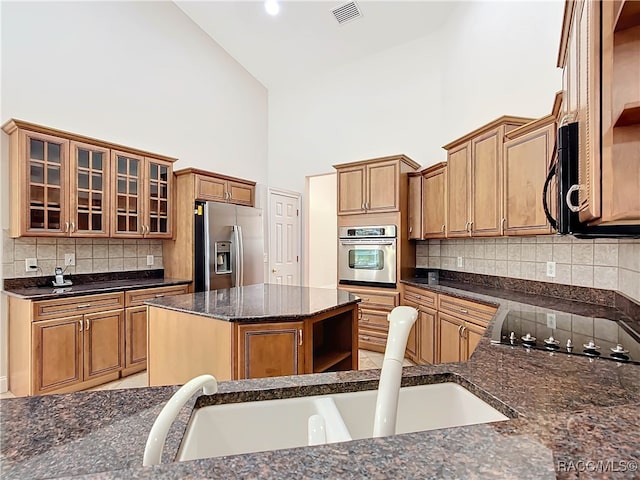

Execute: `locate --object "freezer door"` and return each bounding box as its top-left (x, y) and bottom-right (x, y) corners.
top-left (206, 203), bottom-right (236, 290)
top-left (236, 205), bottom-right (265, 286)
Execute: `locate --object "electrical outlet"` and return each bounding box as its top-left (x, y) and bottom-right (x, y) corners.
top-left (546, 313), bottom-right (557, 329)
top-left (546, 261), bottom-right (556, 278)
top-left (25, 258), bottom-right (37, 272)
top-left (457, 257), bottom-right (463, 268)
top-left (64, 253), bottom-right (75, 266)
top-left (146, 255), bottom-right (154, 266)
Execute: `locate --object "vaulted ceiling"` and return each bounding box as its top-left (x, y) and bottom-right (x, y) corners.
top-left (175, 1), bottom-right (461, 89)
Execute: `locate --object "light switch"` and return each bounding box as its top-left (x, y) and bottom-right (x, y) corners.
top-left (147, 255), bottom-right (154, 266)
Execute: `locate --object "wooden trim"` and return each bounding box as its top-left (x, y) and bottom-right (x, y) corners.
top-left (558, 0), bottom-right (578, 67)
top-left (419, 161), bottom-right (447, 175)
top-left (505, 92), bottom-right (563, 140)
top-left (333, 153), bottom-right (421, 171)
top-left (1, 119), bottom-right (177, 162)
top-left (8, 296), bottom-right (32, 396)
top-left (174, 167), bottom-right (256, 187)
top-left (442, 116), bottom-right (535, 150)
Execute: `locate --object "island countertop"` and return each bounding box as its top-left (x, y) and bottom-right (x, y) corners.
top-left (2, 280), bottom-right (640, 479)
top-left (145, 283), bottom-right (361, 322)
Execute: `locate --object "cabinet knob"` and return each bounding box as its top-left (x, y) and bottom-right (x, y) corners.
top-left (79, 319), bottom-right (83, 332)
top-left (409, 226), bottom-right (412, 234)
top-left (460, 309), bottom-right (468, 314)
top-left (441, 224), bottom-right (446, 233)
top-left (71, 221), bottom-right (76, 232)
top-left (64, 222), bottom-right (70, 233)
top-left (85, 319), bottom-right (90, 330)
top-left (298, 328), bottom-right (303, 346)
top-left (272, 268), bottom-right (278, 273)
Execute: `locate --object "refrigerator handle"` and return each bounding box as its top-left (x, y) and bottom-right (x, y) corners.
top-left (204, 203), bottom-right (211, 291)
top-left (235, 225), bottom-right (244, 286)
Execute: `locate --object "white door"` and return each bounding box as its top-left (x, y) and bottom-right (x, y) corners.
top-left (269, 189), bottom-right (301, 285)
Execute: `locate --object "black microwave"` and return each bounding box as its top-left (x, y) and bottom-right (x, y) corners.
top-left (543, 122), bottom-right (640, 238)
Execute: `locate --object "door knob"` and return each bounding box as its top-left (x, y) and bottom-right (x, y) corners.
top-left (272, 268), bottom-right (278, 273)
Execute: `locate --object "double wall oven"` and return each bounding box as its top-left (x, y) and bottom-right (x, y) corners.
top-left (338, 225), bottom-right (397, 288)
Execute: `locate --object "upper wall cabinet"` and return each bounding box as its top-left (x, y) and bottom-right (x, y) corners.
top-left (558, 0), bottom-right (640, 226)
top-left (2, 119), bottom-right (177, 238)
top-left (111, 151), bottom-right (174, 239)
top-left (502, 93), bottom-right (562, 236)
top-left (334, 155), bottom-right (420, 216)
top-left (443, 116), bottom-right (533, 238)
top-left (407, 162), bottom-right (447, 240)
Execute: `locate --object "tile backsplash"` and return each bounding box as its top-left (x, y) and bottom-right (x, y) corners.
top-left (2, 230), bottom-right (163, 279)
top-left (416, 236), bottom-right (640, 303)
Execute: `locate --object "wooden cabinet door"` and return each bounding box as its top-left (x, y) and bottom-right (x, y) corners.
top-left (575, 0), bottom-right (602, 224)
top-left (144, 158), bottom-right (173, 239)
top-left (125, 306), bottom-right (148, 369)
top-left (196, 174), bottom-right (228, 202)
top-left (407, 173), bottom-right (422, 239)
top-left (21, 130), bottom-right (70, 236)
top-left (503, 123), bottom-right (555, 235)
top-left (447, 143), bottom-right (471, 237)
top-left (69, 141), bottom-right (110, 237)
top-left (228, 180), bottom-right (254, 206)
top-left (112, 150), bottom-right (145, 238)
top-left (438, 312), bottom-right (463, 364)
top-left (366, 160), bottom-right (399, 213)
top-left (236, 322), bottom-right (304, 379)
top-left (32, 315), bottom-right (83, 395)
top-left (471, 128), bottom-right (502, 236)
top-left (337, 166), bottom-right (366, 214)
top-left (423, 166), bottom-right (446, 238)
top-left (418, 309), bottom-right (436, 365)
top-left (83, 309), bottom-right (124, 380)
top-left (463, 321), bottom-right (486, 361)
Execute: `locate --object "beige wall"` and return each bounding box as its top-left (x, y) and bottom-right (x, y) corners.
top-left (305, 173), bottom-right (337, 289)
top-left (417, 236), bottom-right (640, 303)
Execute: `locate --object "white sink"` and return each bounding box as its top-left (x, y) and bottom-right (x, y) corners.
top-left (177, 382), bottom-right (509, 461)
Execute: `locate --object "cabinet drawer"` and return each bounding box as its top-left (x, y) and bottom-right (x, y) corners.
top-left (33, 292), bottom-right (125, 321)
top-left (403, 286), bottom-right (437, 309)
top-left (438, 294), bottom-right (497, 326)
top-left (359, 309), bottom-right (389, 331)
top-left (342, 287), bottom-right (399, 311)
top-left (125, 285), bottom-right (189, 307)
top-left (358, 327), bottom-right (388, 351)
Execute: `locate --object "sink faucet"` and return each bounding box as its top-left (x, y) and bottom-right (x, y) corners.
top-left (143, 374), bottom-right (218, 467)
top-left (372, 306), bottom-right (418, 438)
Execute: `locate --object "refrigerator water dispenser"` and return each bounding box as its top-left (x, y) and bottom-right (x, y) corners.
top-left (214, 242), bottom-right (231, 274)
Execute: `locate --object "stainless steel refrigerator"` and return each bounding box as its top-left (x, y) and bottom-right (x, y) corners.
top-left (194, 201), bottom-right (264, 291)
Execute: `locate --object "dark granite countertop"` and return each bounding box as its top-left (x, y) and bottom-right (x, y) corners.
top-left (2, 273), bottom-right (191, 300)
top-left (145, 284), bottom-right (360, 322)
top-left (2, 280), bottom-right (640, 479)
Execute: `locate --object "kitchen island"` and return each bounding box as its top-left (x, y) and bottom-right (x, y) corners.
top-left (146, 284), bottom-right (360, 384)
top-left (2, 280), bottom-right (640, 479)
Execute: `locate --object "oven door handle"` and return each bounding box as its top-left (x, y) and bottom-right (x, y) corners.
top-left (339, 240), bottom-right (396, 246)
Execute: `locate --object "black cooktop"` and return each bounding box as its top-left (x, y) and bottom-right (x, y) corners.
top-left (493, 309), bottom-right (640, 365)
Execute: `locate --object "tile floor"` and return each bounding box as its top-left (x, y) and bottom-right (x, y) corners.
top-left (0, 350), bottom-right (415, 398)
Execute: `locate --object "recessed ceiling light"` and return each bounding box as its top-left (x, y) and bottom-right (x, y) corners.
top-left (265, 0), bottom-right (280, 16)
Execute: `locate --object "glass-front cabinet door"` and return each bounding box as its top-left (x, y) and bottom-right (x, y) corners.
top-left (144, 158), bottom-right (172, 239)
top-left (112, 150), bottom-right (144, 237)
top-left (24, 131), bottom-right (69, 235)
top-left (69, 141), bottom-right (110, 236)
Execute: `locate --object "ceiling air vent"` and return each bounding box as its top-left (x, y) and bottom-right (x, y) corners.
top-left (331, 1), bottom-right (363, 25)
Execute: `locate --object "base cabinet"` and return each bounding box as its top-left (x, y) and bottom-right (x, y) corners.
top-left (236, 322), bottom-right (304, 379)
top-left (148, 303), bottom-right (358, 386)
top-left (401, 285), bottom-right (496, 365)
top-left (124, 306), bottom-right (148, 372)
top-left (32, 309), bottom-right (124, 396)
top-left (339, 286), bottom-right (399, 354)
top-left (8, 284), bottom-right (189, 396)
